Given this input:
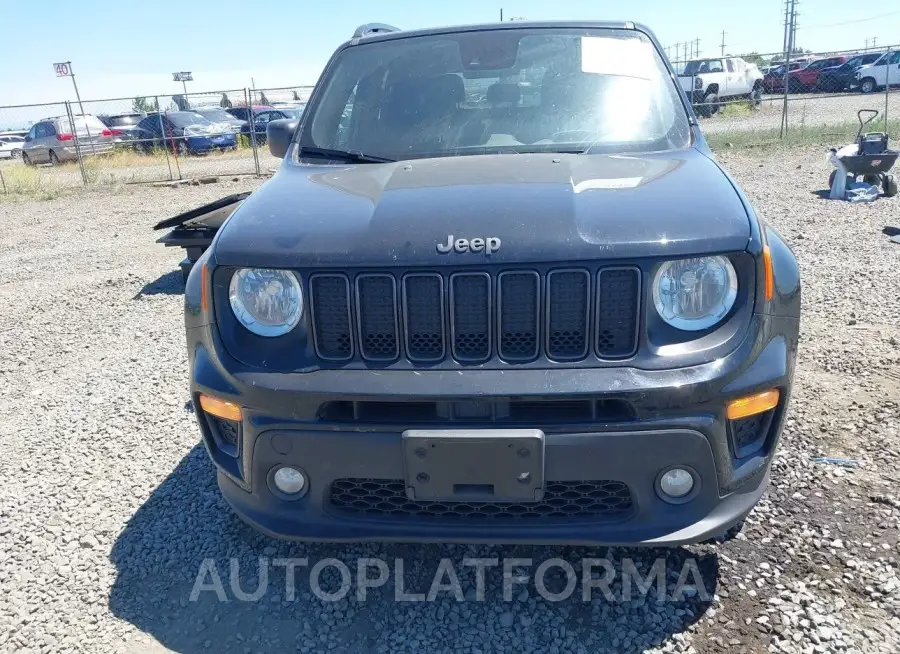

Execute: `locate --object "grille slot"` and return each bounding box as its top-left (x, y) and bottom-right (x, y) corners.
top-left (310, 275), bottom-right (353, 360)
top-left (450, 273), bottom-right (492, 362)
top-left (356, 274), bottom-right (399, 361)
top-left (329, 479), bottom-right (634, 521)
top-left (402, 274), bottom-right (445, 361)
top-left (546, 269), bottom-right (590, 360)
top-left (596, 268), bottom-right (641, 358)
top-left (498, 271), bottom-right (540, 361)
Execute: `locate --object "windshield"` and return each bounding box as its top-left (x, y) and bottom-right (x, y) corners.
top-left (196, 108), bottom-right (234, 122)
top-left (681, 59), bottom-right (723, 75)
top-left (279, 106), bottom-right (306, 119)
top-left (106, 115), bottom-right (143, 127)
top-left (301, 28), bottom-right (690, 160)
top-left (168, 112), bottom-right (211, 128)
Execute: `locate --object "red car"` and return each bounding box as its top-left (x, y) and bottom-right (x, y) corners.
top-left (762, 62), bottom-right (803, 93)
top-left (788, 56), bottom-right (847, 92)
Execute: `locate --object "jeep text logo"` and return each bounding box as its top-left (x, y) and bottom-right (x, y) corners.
top-left (436, 235), bottom-right (501, 254)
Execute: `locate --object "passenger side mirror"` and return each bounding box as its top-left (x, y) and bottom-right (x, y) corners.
top-left (267, 119), bottom-right (298, 158)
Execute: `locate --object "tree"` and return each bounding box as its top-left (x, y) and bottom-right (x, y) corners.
top-left (132, 96), bottom-right (159, 113)
top-left (741, 52), bottom-right (769, 67)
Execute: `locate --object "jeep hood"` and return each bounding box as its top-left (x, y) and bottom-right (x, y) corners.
top-left (214, 149), bottom-right (751, 268)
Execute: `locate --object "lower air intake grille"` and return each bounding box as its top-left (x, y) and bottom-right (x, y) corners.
top-left (328, 479), bottom-right (634, 521)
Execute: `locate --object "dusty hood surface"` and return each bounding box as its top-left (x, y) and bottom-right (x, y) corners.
top-left (214, 149), bottom-right (750, 268)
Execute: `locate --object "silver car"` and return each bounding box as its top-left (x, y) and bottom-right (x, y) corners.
top-left (22, 115), bottom-right (115, 166)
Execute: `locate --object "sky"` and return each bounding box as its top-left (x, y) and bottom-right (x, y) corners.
top-left (1, 0), bottom-right (898, 113)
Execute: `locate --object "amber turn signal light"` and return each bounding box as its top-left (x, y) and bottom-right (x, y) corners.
top-left (762, 247), bottom-right (774, 301)
top-left (198, 394), bottom-right (242, 421)
top-left (726, 389), bottom-right (779, 420)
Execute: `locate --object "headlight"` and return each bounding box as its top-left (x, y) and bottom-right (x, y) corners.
top-left (694, 77), bottom-right (703, 90)
top-left (229, 268), bottom-right (303, 337)
top-left (652, 256), bottom-right (738, 331)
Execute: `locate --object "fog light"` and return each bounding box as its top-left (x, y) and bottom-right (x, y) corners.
top-left (659, 468), bottom-right (694, 499)
top-left (273, 467), bottom-right (306, 494)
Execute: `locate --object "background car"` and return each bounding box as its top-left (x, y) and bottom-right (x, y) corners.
top-left (0, 135), bottom-right (25, 159)
top-left (273, 104), bottom-right (306, 120)
top-left (852, 50), bottom-right (900, 93)
top-left (98, 113), bottom-right (146, 147)
top-left (790, 56), bottom-right (846, 92)
top-left (762, 62), bottom-right (803, 93)
top-left (21, 114), bottom-right (115, 166)
top-left (239, 108), bottom-right (292, 145)
top-left (225, 105), bottom-right (274, 123)
top-left (133, 112), bottom-right (237, 155)
top-left (193, 107), bottom-right (246, 134)
top-left (816, 53), bottom-right (882, 92)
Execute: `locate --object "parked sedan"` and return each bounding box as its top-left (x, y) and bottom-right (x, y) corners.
top-left (790, 56), bottom-right (846, 92)
top-left (193, 107), bottom-right (246, 134)
top-left (225, 105), bottom-right (274, 123)
top-left (134, 112), bottom-right (237, 155)
top-left (0, 135), bottom-right (24, 159)
top-left (817, 53), bottom-right (883, 92)
top-left (22, 114), bottom-right (115, 166)
top-left (762, 62), bottom-right (803, 93)
top-left (98, 113), bottom-right (146, 147)
top-left (239, 109), bottom-right (293, 145)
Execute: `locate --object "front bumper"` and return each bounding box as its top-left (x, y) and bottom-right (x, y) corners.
top-left (188, 314), bottom-right (798, 545)
top-left (186, 135), bottom-right (237, 152)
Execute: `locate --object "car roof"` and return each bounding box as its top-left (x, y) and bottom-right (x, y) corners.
top-left (353, 20), bottom-right (636, 45)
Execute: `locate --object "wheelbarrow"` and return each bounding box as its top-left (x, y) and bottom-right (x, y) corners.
top-left (828, 110), bottom-right (898, 197)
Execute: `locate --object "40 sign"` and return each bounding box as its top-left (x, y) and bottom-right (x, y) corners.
top-left (54, 62), bottom-right (72, 77)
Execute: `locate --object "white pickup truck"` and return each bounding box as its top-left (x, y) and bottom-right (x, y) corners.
top-left (677, 57), bottom-right (764, 117)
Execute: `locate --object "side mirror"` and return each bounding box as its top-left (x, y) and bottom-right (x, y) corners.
top-left (267, 119), bottom-right (299, 158)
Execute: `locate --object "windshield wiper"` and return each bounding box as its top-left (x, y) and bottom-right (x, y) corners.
top-left (298, 147), bottom-right (395, 164)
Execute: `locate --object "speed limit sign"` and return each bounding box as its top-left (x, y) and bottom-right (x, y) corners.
top-left (54, 62), bottom-right (71, 77)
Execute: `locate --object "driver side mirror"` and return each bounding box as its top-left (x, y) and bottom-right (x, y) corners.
top-left (267, 119), bottom-right (299, 158)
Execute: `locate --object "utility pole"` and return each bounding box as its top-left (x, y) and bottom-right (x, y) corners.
top-left (872, 37), bottom-right (877, 49)
top-left (720, 31), bottom-right (726, 57)
top-left (694, 38), bottom-right (700, 59)
top-left (781, 0), bottom-right (798, 137)
top-left (500, 8), bottom-right (503, 21)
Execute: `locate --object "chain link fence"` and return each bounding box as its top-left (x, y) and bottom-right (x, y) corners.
top-left (669, 44), bottom-right (900, 148)
top-left (0, 86), bottom-right (313, 197)
top-left (0, 44), bottom-right (897, 197)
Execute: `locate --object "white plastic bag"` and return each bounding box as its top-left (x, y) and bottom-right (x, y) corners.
top-left (828, 150), bottom-right (849, 200)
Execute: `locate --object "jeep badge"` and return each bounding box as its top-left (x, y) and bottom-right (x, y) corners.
top-left (436, 235), bottom-right (501, 254)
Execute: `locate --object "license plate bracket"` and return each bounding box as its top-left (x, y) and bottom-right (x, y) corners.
top-left (402, 429), bottom-right (544, 502)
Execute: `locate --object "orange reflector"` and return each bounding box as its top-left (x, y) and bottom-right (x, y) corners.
top-left (200, 263), bottom-right (209, 312)
top-left (762, 247), bottom-right (774, 301)
top-left (726, 389), bottom-right (780, 420)
top-left (199, 394), bottom-right (242, 421)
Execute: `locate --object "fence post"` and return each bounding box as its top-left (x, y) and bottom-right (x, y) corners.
top-left (246, 88), bottom-right (261, 177)
top-left (66, 100), bottom-right (89, 186)
top-left (156, 96), bottom-right (175, 181)
top-left (885, 46), bottom-right (891, 132)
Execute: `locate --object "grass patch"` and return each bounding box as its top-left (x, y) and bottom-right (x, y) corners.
top-left (707, 118), bottom-right (900, 152)
top-left (0, 165), bottom-right (67, 200)
top-left (717, 101), bottom-right (754, 118)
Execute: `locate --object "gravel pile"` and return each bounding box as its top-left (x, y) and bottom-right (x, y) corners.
top-left (1, 147), bottom-right (899, 653)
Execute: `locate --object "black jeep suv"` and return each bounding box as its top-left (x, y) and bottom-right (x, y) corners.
top-left (184, 21), bottom-right (800, 545)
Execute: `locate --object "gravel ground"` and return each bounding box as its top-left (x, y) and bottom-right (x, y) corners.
top-left (701, 91), bottom-right (900, 135)
top-left (1, 147), bottom-right (899, 654)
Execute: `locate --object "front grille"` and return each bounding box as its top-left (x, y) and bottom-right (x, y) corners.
top-left (328, 478), bottom-right (634, 521)
top-left (307, 266), bottom-right (640, 364)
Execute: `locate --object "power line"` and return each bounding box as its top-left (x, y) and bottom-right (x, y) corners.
top-left (802, 9), bottom-right (900, 30)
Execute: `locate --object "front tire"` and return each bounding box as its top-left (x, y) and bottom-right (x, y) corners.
top-left (22, 152), bottom-right (32, 166)
top-left (749, 86), bottom-right (762, 108)
top-left (861, 78), bottom-right (877, 94)
top-left (10, 149), bottom-right (21, 159)
top-left (48, 150), bottom-right (60, 166)
top-left (697, 92), bottom-right (719, 117)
